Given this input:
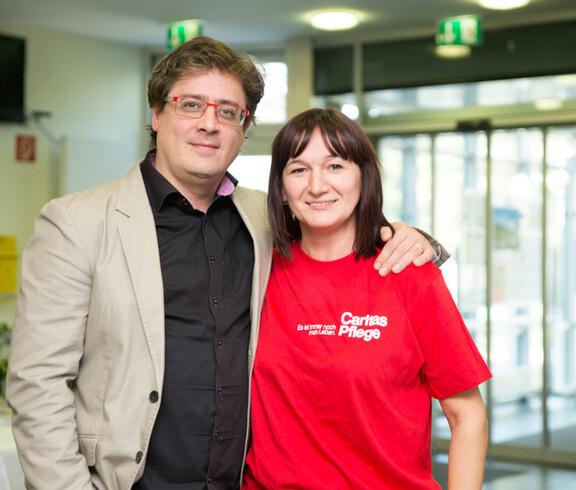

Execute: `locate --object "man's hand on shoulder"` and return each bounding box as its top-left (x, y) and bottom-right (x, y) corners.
top-left (374, 222), bottom-right (436, 277)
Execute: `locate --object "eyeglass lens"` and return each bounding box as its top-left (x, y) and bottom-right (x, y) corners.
top-left (175, 97), bottom-right (245, 125)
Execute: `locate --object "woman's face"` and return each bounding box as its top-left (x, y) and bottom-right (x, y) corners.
top-left (282, 129), bottom-right (362, 241)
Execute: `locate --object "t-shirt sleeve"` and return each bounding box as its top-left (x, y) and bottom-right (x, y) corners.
top-left (402, 265), bottom-right (492, 399)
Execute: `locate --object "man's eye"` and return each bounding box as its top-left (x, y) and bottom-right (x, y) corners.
top-left (290, 167), bottom-right (306, 174)
top-left (329, 164), bottom-right (343, 170)
top-left (218, 106), bottom-right (239, 119)
top-left (181, 99), bottom-right (202, 110)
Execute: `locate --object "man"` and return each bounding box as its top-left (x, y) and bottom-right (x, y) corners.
top-left (6, 36), bottom-right (446, 490)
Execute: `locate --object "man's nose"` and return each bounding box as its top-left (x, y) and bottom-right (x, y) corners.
top-left (198, 105), bottom-right (220, 130)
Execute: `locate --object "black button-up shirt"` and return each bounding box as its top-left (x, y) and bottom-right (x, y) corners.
top-left (134, 152), bottom-right (254, 489)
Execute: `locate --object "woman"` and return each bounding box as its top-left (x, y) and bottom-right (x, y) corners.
top-left (243, 108), bottom-right (491, 489)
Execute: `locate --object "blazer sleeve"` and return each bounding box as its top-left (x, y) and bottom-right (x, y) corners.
top-left (6, 197), bottom-right (95, 490)
top-left (415, 228), bottom-right (451, 267)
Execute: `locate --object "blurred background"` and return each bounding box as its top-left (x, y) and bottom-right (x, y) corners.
top-left (0, 1), bottom-right (575, 488)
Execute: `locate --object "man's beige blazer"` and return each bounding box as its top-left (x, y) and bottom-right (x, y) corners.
top-left (6, 163), bottom-right (273, 490)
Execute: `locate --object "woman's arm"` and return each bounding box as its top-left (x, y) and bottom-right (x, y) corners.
top-left (439, 387), bottom-right (488, 490)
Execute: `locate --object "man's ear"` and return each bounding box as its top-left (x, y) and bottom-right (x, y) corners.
top-left (151, 108), bottom-right (161, 131)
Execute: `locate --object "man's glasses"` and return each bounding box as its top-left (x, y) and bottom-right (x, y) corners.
top-left (163, 96), bottom-right (249, 127)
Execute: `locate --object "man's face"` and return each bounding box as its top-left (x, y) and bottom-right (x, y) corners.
top-left (152, 69), bottom-right (248, 194)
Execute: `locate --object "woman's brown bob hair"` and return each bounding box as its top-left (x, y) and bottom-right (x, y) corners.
top-left (268, 108), bottom-right (394, 260)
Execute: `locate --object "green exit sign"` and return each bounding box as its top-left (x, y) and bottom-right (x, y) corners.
top-left (166, 20), bottom-right (203, 50)
top-left (437, 16), bottom-right (482, 46)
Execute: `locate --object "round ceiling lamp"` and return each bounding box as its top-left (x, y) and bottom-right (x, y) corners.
top-left (309, 11), bottom-right (360, 31)
top-left (435, 44), bottom-right (472, 58)
top-left (478, 0), bottom-right (530, 10)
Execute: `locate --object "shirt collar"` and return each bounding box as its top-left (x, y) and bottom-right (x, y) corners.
top-left (141, 150), bottom-right (238, 212)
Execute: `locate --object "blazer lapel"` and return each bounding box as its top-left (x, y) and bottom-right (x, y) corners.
top-left (116, 165), bottom-right (165, 388)
top-left (232, 188), bottom-right (273, 313)
top-left (232, 188), bottom-right (273, 372)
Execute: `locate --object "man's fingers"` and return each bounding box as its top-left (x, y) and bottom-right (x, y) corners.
top-left (413, 244), bottom-right (435, 266)
top-left (374, 234), bottom-right (413, 275)
top-left (380, 226), bottom-right (393, 242)
top-left (391, 243), bottom-right (424, 273)
top-left (374, 222), bottom-right (435, 275)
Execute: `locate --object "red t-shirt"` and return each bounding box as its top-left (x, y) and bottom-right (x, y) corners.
top-left (243, 243), bottom-right (491, 490)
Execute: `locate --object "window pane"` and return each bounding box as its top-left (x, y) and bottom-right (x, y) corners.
top-left (257, 62), bottom-right (287, 124)
top-left (546, 127), bottom-right (576, 451)
top-left (362, 74), bottom-right (576, 119)
top-left (312, 92), bottom-right (359, 120)
top-left (489, 129), bottom-right (544, 446)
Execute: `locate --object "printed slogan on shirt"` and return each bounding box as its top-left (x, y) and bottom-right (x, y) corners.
top-left (296, 311), bottom-right (388, 342)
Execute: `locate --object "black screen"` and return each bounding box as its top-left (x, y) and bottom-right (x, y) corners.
top-left (0, 33), bottom-right (25, 123)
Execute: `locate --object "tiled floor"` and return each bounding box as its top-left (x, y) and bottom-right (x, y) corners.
top-left (433, 456), bottom-right (576, 490)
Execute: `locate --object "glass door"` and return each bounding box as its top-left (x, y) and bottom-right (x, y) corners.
top-left (375, 124), bottom-right (576, 466)
top-left (545, 127), bottom-right (576, 453)
top-left (489, 129), bottom-right (544, 448)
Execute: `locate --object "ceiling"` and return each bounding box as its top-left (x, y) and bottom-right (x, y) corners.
top-left (1, 0), bottom-right (576, 50)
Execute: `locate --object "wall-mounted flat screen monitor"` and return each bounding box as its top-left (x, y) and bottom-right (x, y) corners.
top-left (0, 33), bottom-right (26, 123)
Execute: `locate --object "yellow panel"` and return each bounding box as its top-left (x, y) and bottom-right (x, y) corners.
top-left (0, 235), bottom-right (18, 301)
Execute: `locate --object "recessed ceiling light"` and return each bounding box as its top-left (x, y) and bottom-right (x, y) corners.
top-left (556, 74), bottom-right (576, 87)
top-left (435, 45), bottom-right (471, 58)
top-left (534, 98), bottom-right (562, 111)
top-left (309, 11), bottom-right (360, 31)
top-left (478, 0), bottom-right (530, 10)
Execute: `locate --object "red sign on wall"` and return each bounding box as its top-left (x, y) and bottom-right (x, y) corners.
top-left (16, 135), bottom-right (36, 162)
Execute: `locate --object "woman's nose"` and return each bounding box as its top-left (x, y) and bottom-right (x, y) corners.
top-left (308, 170), bottom-right (328, 194)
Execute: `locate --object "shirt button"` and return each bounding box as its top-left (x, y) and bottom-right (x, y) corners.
top-left (217, 339), bottom-right (222, 349)
top-left (213, 297), bottom-right (219, 307)
top-left (149, 391), bottom-right (159, 403)
top-left (135, 451), bottom-right (143, 463)
top-left (218, 384), bottom-right (223, 395)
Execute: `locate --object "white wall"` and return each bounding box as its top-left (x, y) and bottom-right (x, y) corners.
top-left (0, 21), bottom-right (148, 324)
